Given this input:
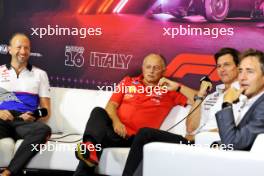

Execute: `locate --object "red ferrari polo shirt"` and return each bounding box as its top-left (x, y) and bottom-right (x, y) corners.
top-left (110, 75), bottom-right (187, 136)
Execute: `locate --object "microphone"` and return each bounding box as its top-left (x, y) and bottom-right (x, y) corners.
top-left (200, 75), bottom-right (213, 93)
top-left (200, 76), bottom-right (212, 84)
top-left (9, 108), bottom-right (48, 121)
top-left (0, 44), bottom-right (43, 57)
top-left (32, 108), bottom-right (48, 118)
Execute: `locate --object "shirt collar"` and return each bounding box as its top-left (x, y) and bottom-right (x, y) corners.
top-left (6, 63), bottom-right (33, 71)
top-left (215, 84), bottom-right (225, 93)
top-left (242, 91), bottom-right (264, 106)
top-left (134, 75), bottom-right (144, 85)
top-left (135, 75), bottom-right (143, 81)
top-left (215, 81), bottom-right (239, 94)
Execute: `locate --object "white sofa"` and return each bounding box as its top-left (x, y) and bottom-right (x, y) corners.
top-left (143, 133), bottom-right (264, 176)
top-left (0, 87), bottom-right (190, 175)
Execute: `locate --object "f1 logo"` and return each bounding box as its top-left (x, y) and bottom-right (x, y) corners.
top-left (165, 53), bottom-right (219, 82)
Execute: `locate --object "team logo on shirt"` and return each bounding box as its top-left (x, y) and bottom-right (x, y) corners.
top-left (0, 87), bottom-right (22, 104)
top-left (0, 69), bottom-right (10, 82)
top-left (128, 86), bottom-right (137, 93)
top-left (132, 80), bottom-right (140, 85)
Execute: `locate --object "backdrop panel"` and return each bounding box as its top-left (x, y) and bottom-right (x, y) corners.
top-left (0, 0), bottom-right (263, 90)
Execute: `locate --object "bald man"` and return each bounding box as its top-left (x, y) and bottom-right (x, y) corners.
top-left (74, 53), bottom-right (198, 176)
top-left (0, 33), bottom-right (51, 176)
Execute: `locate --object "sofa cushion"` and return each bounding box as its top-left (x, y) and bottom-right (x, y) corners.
top-left (250, 133), bottom-right (264, 153)
top-left (49, 87), bottom-right (112, 134)
top-left (13, 136), bottom-right (130, 175)
top-left (195, 132), bottom-right (220, 147)
top-left (160, 105), bottom-right (191, 136)
top-left (143, 142), bottom-right (264, 176)
top-left (14, 135), bottom-right (81, 171)
top-left (96, 148), bottom-right (130, 175)
top-left (0, 138), bottom-right (15, 167)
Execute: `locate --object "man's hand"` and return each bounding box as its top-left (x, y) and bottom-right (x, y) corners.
top-left (224, 87), bottom-right (245, 103)
top-left (158, 77), bottom-right (180, 91)
top-left (19, 112), bottom-right (36, 122)
top-left (198, 80), bottom-right (213, 97)
top-left (112, 119), bottom-right (127, 138)
top-left (0, 110), bottom-right (14, 121)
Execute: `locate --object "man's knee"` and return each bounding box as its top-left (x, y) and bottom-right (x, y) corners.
top-left (137, 127), bottom-right (155, 138)
top-left (34, 122), bottom-right (51, 137)
top-left (91, 107), bottom-right (106, 115)
top-left (89, 107), bottom-right (108, 121)
top-left (0, 119), bottom-right (10, 139)
top-left (132, 128), bottom-right (158, 146)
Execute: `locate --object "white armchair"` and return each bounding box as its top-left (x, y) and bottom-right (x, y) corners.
top-left (143, 134), bottom-right (264, 176)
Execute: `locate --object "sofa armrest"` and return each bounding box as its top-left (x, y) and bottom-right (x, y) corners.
top-left (143, 142), bottom-right (264, 176)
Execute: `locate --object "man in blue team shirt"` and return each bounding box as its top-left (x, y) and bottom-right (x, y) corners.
top-left (0, 33), bottom-right (51, 176)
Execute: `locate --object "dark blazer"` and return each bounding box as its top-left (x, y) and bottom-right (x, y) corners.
top-left (215, 93), bottom-right (264, 151)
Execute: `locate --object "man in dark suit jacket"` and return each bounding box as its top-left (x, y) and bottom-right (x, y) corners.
top-left (216, 48), bottom-right (264, 151)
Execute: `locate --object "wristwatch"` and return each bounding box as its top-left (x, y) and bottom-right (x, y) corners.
top-left (222, 102), bottom-right (232, 109)
top-left (194, 95), bottom-right (204, 101)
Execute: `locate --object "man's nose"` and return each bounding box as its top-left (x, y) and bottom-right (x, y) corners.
top-left (20, 47), bottom-right (27, 54)
top-left (150, 67), bottom-right (155, 72)
top-left (220, 66), bottom-right (226, 72)
top-left (239, 71), bottom-right (247, 81)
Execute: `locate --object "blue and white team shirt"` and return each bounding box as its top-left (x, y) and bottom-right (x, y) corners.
top-left (0, 64), bottom-right (50, 113)
top-left (194, 81), bottom-right (244, 134)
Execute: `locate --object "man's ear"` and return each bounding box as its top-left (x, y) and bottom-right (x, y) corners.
top-left (262, 75), bottom-right (264, 83)
top-left (8, 46), bottom-right (11, 55)
top-left (162, 68), bottom-right (166, 76)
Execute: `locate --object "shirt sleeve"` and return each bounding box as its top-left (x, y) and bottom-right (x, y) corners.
top-left (173, 92), bottom-right (187, 107)
top-left (38, 70), bottom-right (51, 98)
top-left (109, 76), bottom-right (130, 104)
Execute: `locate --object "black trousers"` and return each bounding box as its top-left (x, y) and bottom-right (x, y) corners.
top-left (122, 127), bottom-right (193, 176)
top-left (74, 107), bottom-right (134, 176)
top-left (0, 119), bottom-right (51, 175)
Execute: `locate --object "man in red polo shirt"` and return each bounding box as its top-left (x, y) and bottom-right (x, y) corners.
top-left (74, 53), bottom-right (197, 176)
